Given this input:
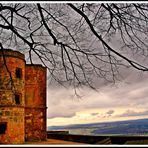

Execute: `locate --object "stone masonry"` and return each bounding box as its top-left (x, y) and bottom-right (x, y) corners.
top-left (0, 49), bottom-right (47, 144)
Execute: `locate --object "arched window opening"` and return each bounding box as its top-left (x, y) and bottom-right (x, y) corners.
top-left (15, 94), bottom-right (21, 105)
top-left (0, 122), bottom-right (7, 134)
top-left (15, 67), bottom-right (22, 79)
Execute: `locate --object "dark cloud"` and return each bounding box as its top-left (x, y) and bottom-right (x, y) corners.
top-left (91, 113), bottom-right (99, 116)
top-left (117, 109), bottom-right (148, 117)
top-left (47, 111), bottom-right (76, 119)
top-left (106, 110), bottom-right (114, 115)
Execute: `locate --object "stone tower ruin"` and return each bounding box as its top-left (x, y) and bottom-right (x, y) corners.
top-left (0, 49), bottom-right (47, 144)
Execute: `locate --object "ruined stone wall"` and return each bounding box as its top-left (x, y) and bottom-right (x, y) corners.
top-left (25, 65), bottom-right (47, 141)
top-left (0, 49), bottom-right (25, 144)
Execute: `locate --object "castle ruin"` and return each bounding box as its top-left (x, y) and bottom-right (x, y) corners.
top-left (0, 49), bottom-right (47, 144)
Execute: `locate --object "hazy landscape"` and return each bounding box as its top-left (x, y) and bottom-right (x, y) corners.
top-left (48, 118), bottom-right (148, 136)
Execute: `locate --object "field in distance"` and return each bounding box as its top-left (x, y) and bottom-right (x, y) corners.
top-left (48, 118), bottom-right (148, 136)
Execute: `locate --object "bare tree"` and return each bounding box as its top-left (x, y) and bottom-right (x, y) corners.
top-left (0, 3), bottom-right (148, 90)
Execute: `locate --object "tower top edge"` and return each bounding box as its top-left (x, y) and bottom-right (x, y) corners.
top-left (0, 49), bottom-right (25, 60)
top-left (26, 64), bottom-right (46, 69)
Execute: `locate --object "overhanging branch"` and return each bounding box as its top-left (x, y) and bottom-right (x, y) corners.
top-left (68, 4), bottom-right (148, 71)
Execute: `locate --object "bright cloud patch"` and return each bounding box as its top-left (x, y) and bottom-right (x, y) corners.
top-left (47, 74), bottom-right (148, 126)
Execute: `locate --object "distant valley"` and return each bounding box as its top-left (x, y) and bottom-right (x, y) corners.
top-left (48, 118), bottom-right (148, 136)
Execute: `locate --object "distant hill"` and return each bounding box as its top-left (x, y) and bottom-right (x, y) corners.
top-left (48, 118), bottom-right (148, 136)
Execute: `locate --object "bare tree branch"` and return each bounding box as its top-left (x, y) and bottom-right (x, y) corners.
top-left (68, 3), bottom-right (148, 71)
top-left (0, 3), bottom-right (148, 90)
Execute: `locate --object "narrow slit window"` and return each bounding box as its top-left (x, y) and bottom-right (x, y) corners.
top-left (15, 94), bottom-right (20, 105)
top-left (0, 122), bottom-right (7, 134)
top-left (15, 68), bottom-right (22, 79)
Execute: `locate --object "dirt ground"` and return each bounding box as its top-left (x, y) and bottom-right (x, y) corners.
top-left (25, 138), bottom-right (87, 145)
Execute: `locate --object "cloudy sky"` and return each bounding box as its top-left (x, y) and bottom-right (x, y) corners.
top-left (47, 68), bottom-right (148, 126)
top-left (45, 4), bottom-right (148, 127)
